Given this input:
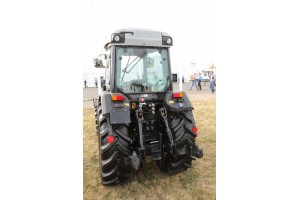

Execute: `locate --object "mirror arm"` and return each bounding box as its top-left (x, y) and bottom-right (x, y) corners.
top-left (98, 54), bottom-right (107, 60)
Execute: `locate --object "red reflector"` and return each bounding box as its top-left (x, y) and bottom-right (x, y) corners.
top-left (192, 126), bottom-right (198, 133)
top-left (107, 136), bottom-right (115, 143)
top-left (173, 92), bottom-right (184, 98)
top-left (111, 94), bottom-right (124, 101)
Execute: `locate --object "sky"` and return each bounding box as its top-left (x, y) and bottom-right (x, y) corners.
top-left (84, 0), bottom-right (213, 74)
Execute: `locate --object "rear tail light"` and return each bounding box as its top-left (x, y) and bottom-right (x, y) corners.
top-left (192, 126), bottom-right (198, 135)
top-left (173, 92), bottom-right (184, 99)
top-left (111, 94), bottom-right (125, 101)
top-left (107, 136), bottom-right (115, 143)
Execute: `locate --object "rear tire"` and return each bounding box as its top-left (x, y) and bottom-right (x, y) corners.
top-left (98, 116), bottom-right (132, 186)
top-left (163, 111), bottom-right (197, 174)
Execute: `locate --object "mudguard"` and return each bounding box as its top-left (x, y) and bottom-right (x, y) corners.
top-left (163, 91), bottom-right (194, 112)
top-left (101, 92), bottom-right (131, 124)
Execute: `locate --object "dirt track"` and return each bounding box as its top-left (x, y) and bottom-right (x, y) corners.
top-left (83, 82), bottom-right (216, 108)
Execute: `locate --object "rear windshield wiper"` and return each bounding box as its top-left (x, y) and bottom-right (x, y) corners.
top-left (121, 51), bottom-right (146, 83)
top-left (126, 51), bottom-right (146, 73)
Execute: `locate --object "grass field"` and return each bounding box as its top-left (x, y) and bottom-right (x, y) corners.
top-left (83, 98), bottom-right (216, 200)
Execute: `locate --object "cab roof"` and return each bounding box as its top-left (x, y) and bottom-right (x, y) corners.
top-left (104, 28), bottom-right (172, 50)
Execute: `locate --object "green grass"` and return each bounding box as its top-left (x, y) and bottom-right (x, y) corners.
top-left (83, 98), bottom-right (216, 200)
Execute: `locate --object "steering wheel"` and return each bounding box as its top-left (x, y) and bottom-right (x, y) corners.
top-left (121, 82), bottom-right (131, 86)
top-left (121, 82), bottom-right (132, 91)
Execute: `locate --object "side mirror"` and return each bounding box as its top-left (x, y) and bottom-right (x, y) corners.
top-left (93, 58), bottom-right (105, 68)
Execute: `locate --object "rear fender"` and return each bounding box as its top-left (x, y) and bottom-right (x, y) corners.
top-left (163, 91), bottom-right (194, 112)
top-left (101, 92), bottom-right (131, 124)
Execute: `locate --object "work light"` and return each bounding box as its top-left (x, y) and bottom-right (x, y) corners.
top-left (114, 35), bottom-right (120, 42)
top-left (166, 38), bottom-right (172, 44)
top-left (162, 36), bottom-right (173, 45)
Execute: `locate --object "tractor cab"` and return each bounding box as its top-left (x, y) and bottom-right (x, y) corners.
top-left (94, 28), bottom-right (173, 95)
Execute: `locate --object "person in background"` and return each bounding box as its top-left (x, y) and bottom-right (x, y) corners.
top-left (195, 73), bottom-right (200, 90)
top-left (189, 73), bottom-right (199, 90)
top-left (214, 74), bottom-right (216, 86)
top-left (100, 76), bottom-right (104, 88)
top-left (198, 73), bottom-right (202, 90)
top-left (95, 79), bottom-right (98, 88)
top-left (84, 79), bottom-right (87, 88)
top-left (210, 72), bottom-right (216, 93)
top-left (182, 76), bottom-right (185, 83)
